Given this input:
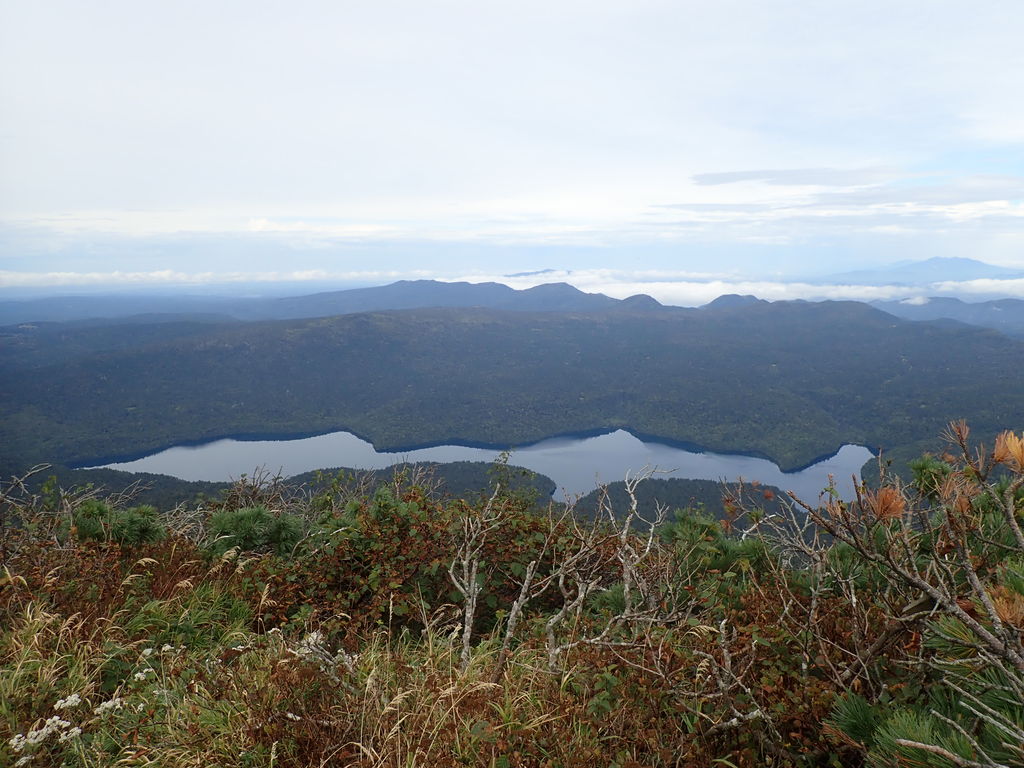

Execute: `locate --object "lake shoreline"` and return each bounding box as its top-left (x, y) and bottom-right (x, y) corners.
top-left (77, 428), bottom-right (876, 503)
top-left (72, 424), bottom-right (876, 476)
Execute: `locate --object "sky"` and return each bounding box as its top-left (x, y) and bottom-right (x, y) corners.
top-left (2, 0), bottom-right (1023, 301)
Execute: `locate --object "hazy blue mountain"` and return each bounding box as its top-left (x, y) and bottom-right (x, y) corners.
top-left (0, 280), bottom-right (628, 325)
top-left (614, 294), bottom-right (666, 312)
top-left (504, 268), bottom-right (558, 278)
top-left (818, 257), bottom-right (1022, 286)
top-left (0, 294), bottom-right (247, 325)
top-left (871, 297), bottom-right (1024, 338)
top-left (700, 294), bottom-right (768, 310)
top-left (233, 280), bottom-right (625, 318)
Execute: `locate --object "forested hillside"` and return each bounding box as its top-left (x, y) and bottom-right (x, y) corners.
top-left (872, 297), bottom-right (1024, 337)
top-left (3, 299), bottom-right (1022, 477)
top-left (17, 460), bottom-right (557, 514)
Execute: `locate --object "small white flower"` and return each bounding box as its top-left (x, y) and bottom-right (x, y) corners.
top-left (57, 727), bottom-right (82, 742)
top-left (94, 697), bottom-right (125, 716)
top-left (53, 693), bottom-right (82, 710)
top-left (133, 672), bottom-right (148, 681)
top-left (9, 733), bottom-right (27, 752)
top-left (161, 644), bottom-right (175, 653)
top-left (305, 630), bottom-right (325, 646)
top-left (15, 755), bottom-right (33, 767)
top-left (141, 648), bottom-right (154, 658)
top-left (24, 716), bottom-right (69, 746)
top-left (285, 711), bottom-right (302, 721)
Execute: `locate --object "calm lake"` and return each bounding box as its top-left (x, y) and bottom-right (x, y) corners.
top-left (89, 429), bottom-right (874, 502)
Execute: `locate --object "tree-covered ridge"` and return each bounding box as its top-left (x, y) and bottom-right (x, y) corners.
top-left (572, 476), bottom-right (787, 521)
top-left (22, 461), bottom-right (557, 516)
top-left (3, 300), bottom-right (1022, 476)
top-left (872, 297), bottom-right (1024, 338)
top-left (1, 424), bottom-right (1022, 766)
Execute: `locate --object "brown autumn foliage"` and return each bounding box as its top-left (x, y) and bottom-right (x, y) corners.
top-left (1, 423), bottom-right (1023, 766)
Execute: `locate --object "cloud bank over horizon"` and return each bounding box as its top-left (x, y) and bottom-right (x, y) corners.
top-left (4, 266), bottom-right (1024, 308)
top-left (2, 2), bottom-right (1023, 281)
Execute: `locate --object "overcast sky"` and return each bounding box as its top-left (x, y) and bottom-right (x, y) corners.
top-left (1, 1), bottom-right (1023, 298)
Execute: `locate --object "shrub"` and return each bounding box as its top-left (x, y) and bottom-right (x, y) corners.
top-left (72, 501), bottom-right (166, 546)
top-left (207, 505), bottom-right (302, 557)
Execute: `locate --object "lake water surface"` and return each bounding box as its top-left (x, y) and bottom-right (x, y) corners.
top-left (89, 429), bottom-right (874, 502)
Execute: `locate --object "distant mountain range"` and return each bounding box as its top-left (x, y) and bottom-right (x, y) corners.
top-left (4, 257), bottom-right (1024, 328)
top-left (819, 256), bottom-right (1023, 286)
top-left (0, 280), bottom-right (634, 326)
top-left (264, 280), bottom-right (628, 318)
top-left (5, 276), bottom-right (1024, 355)
top-left (871, 297), bottom-right (1024, 338)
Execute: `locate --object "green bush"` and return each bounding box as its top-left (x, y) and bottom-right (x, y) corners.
top-left (206, 505), bottom-right (302, 557)
top-left (661, 509), bottom-right (770, 576)
top-left (72, 500), bottom-right (166, 545)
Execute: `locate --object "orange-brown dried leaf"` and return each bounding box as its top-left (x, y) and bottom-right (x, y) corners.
top-left (991, 586), bottom-right (1024, 627)
top-left (867, 487), bottom-right (906, 520)
top-left (994, 430), bottom-right (1024, 472)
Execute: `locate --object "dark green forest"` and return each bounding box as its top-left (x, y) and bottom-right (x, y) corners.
top-left (3, 299), bottom-right (1023, 480)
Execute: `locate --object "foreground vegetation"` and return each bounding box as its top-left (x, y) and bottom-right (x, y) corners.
top-left (2, 425), bottom-right (1023, 767)
top-left (15, 461), bottom-right (557, 520)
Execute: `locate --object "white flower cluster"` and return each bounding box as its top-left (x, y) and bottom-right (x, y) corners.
top-left (133, 668), bottom-right (156, 682)
top-left (139, 644), bottom-right (181, 658)
top-left (53, 693), bottom-right (82, 711)
top-left (8, 714), bottom-right (81, 754)
top-left (94, 697), bottom-right (126, 716)
top-left (293, 630), bottom-right (326, 658)
top-left (290, 631), bottom-right (337, 670)
top-left (288, 630), bottom-right (357, 677)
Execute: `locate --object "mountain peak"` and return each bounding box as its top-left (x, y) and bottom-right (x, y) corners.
top-left (701, 294), bottom-right (767, 310)
top-left (820, 257), bottom-right (1022, 286)
top-left (617, 294), bottom-right (664, 311)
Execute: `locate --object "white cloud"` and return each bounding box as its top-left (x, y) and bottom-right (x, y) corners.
top-left (449, 270), bottom-right (1024, 306)
top-left (5, 266), bottom-right (1024, 305)
top-left (692, 167), bottom-right (902, 187)
top-left (930, 278), bottom-right (1024, 297)
top-left (2, 2), bottom-right (1024, 277)
top-left (4, 187), bottom-right (1023, 254)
